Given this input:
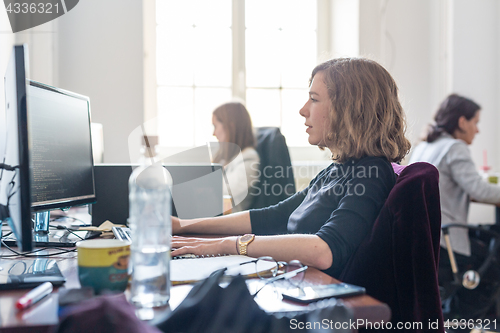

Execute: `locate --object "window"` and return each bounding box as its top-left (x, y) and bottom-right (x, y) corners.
top-left (155, 0), bottom-right (319, 147)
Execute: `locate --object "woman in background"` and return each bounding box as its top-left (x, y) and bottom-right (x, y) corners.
top-left (410, 94), bottom-right (500, 264)
top-left (212, 102), bottom-right (260, 212)
top-left (171, 57), bottom-right (411, 277)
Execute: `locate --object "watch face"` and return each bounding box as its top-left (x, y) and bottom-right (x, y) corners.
top-left (240, 234), bottom-right (254, 243)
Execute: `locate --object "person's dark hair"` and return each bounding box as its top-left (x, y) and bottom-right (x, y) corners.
top-left (426, 94), bottom-right (481, 143)
top-left (212, 101), bottom-right (255, 165)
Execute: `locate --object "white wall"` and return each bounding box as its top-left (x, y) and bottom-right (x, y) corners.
top-left (56, 0), bottom-right (144, 163)
top-left (0, 9), bottom-right (15, 122)
top-left (359, 0), bottom-right (442, 150)
top-left (0, 7), bottom-right (15, 166)
top-left (452, 0), bottom-right (499, 170)
top-left (451, 0), bottom-right (500, 223)
top-left (1, 0), bottom-right (144, 164)
top-left (358, 0), bottom-right (500, 222)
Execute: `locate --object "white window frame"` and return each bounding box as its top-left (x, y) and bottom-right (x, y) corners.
top-left (143, 0), bottom-right (358, 161)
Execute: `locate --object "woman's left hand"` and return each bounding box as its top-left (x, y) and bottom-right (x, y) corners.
top-left (171, 236), bottom-right (238, 257)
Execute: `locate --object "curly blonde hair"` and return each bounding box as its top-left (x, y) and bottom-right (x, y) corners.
top-left (311, 58), bottom-right (411, 163)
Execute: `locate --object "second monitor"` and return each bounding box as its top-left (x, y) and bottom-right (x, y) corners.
top-left (91, 164), bottom-right (223, 226)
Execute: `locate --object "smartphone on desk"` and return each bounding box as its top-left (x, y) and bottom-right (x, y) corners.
top-left (281, 283), bottom-right (365, 304)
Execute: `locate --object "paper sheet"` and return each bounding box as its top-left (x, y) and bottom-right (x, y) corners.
top-left (171, 255), bottom-right (275, 284)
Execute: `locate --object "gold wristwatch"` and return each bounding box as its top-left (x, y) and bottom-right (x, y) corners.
top-left (237, 234), bottom-right (255, 256)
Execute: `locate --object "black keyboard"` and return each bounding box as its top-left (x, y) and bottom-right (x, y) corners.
top-left (111, 226), bottom-right (199, 260)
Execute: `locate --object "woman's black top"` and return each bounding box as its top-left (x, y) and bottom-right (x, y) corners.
top-left (249, 156), bottom-right (396, 277)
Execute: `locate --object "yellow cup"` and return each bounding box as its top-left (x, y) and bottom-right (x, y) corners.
top-left (76, 239), bottom-right (131, 294)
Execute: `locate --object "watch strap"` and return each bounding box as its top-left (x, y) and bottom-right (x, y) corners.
top-left (237, 234), bottom-right (255, 256)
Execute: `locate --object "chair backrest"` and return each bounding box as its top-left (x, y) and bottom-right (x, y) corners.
top-left (251, 127), bottom-right (296, 209)
top-left (339, 162), bottom-right (444, 332)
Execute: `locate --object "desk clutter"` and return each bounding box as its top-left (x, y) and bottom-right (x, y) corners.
top-left (0, 218), bottom-right (367, 331)
top-left (0, 258), bottom-right (66, 290)
top-left (55, 269), bottom-right (353, 333)
top-left (78, 220), bottom-right (127, 239)
top-left (0, 230), bottom-right (376, 332)
top-left (155, 269), bottom-right (353, 333)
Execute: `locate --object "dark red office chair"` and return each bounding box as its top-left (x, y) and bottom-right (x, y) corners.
top-left (339, 162), bottom-right (445, 333)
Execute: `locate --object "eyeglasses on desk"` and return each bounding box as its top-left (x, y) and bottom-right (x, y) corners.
top-left (223, 256), bottom-right (308, 297)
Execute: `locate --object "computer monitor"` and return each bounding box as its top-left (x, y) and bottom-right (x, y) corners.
top-left (28, 80), bottom-right (96, 213)
top-left (1, 44), bottom-right (96, 250)
top-left (0, 45), bottom-right (33, 252)
top-left (27, 79), bottom-right (96, 246)
top-left (91, 164), bottom-right (224, 226)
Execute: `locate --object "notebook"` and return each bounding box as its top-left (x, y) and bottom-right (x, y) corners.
top-left (171, 255), bottom-right (277, 285)
top-left (0, 258), bottom-right (66, 290)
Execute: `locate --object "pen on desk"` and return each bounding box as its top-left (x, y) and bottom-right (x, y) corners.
top-left (16, 282), bottom-right (53, 310)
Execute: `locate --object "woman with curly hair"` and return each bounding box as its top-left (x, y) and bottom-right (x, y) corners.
top-left (172, 58), bottom-right (411, 277)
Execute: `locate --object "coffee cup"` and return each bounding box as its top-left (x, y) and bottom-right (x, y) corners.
top-left (76, 239), bottom-right (131, 294)
top-left (488, 174), bottom-right (499, 184)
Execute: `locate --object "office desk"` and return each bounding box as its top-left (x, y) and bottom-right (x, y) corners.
top-left (0, 249), bottom-right (391, 333)
top-left (0, 250), bottom-right (79, 333)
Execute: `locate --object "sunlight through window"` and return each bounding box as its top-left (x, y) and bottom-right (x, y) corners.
top-left (156, 0), bottom-right (317, 147)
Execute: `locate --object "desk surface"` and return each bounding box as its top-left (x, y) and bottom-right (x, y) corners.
top-left (0, 248), bottom-right (391, 333)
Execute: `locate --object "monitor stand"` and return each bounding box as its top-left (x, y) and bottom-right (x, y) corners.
top-left (34, 211), bottom-right (50, 233)
top-left (33, 211), bottom-right (88, 247)
top-left (1, 211), bottom-right (89, 249)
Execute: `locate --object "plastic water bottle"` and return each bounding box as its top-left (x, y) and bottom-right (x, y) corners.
top-left (129, 138), bottom-right (172, 308)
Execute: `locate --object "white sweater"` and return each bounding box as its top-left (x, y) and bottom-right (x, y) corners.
top-left (222, 147), bottom-right (260, 212)
top-left (410, 133), bottom-right (500, 256)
